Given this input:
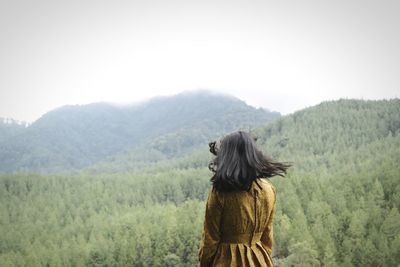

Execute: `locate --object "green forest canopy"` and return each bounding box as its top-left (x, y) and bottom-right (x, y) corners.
top-left (0, 99), bottom-right (399, 266)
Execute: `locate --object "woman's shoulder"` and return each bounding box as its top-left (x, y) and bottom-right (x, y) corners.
top-left (207, 186), bottom-right (225, 207)
top-left (257, 178), bottom-right (276, 195)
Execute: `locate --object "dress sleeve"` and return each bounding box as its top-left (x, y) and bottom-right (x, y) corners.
top-left (198, 187), bottom-right (223, 267)
top-left (261, 185), bottom-right (276, 256)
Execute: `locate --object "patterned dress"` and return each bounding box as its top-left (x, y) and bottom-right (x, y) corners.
top-left (199, 178), bottom-right (276, 267)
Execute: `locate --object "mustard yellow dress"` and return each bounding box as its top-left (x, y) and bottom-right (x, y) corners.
top-left (199, 178), bottom-right (276, 267)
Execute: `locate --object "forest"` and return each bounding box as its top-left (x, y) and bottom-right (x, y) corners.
top-left (0, 98), bottom-right (399, 266)
top-left (0, 91), bottom-right (278, 173)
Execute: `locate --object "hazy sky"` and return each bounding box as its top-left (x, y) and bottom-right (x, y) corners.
top-left (1, 0), bottom-right (399, 122)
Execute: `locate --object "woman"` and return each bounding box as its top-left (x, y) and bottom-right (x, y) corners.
top-left (199, 131), bottom-right (291, 267)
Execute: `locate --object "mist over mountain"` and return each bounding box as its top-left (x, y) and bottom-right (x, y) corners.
top-left (0, 118), bottom-right (28, 142)
top-left (0, 90), bottom-right (279, 172)
top-left (87, 98), bottom-right (400, 174)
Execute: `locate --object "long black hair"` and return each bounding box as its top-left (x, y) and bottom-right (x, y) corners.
top-left (209, 131), bottom-right (291, 192)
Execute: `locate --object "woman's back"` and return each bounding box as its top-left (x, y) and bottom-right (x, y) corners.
top-left (199, 131), bottom-right (289, 266)
top-left (199, 178), bottom-right (276, 267)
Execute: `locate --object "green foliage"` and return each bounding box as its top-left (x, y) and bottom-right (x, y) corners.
top-left (279, 242), bottom-right (320, 267)
top-left (0, 170), bottom-right (208, 267)
top-left (0, 91), bottom-right (279, 173)
top-left (0, 98), bottom-right (399, 266)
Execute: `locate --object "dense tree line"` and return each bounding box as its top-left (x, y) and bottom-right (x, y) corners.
top-left (0, 99), bottom-right (399, 266)
top-left (0, 91), bottom-right (278, 173)
top-left (0, 169), bottom-right (206, 266)
top-left (0, 119), bottom-right (27, 143)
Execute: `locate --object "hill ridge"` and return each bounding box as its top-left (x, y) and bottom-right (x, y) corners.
top-left (0, 91), bottom-right (279, 173)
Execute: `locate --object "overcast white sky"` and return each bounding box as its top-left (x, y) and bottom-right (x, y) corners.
top-left (1, 0), bottom-right (399, 122)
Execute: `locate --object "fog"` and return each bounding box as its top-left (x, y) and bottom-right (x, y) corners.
top-left (1, 0), bottom-right (399, 122)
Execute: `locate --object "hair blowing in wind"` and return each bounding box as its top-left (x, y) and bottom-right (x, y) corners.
top-left (209, 131), bottom-right (291, 192)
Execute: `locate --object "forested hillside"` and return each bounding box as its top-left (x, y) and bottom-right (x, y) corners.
top-left (0, 90), bottom-right (278, 173)
top-left (0, 99), bottom-right (399, 266)
top-left (0, 118), bottom-right (27, 143)
top-left (254, 99), bottom-right (400, 266)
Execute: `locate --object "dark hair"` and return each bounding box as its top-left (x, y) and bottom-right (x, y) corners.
top-left (208, 131), bottom-right (291, 192)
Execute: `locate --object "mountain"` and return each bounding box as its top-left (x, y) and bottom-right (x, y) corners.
top-left (252, 99), bottom-right (400, 266)
top-left (0, 98), bottom-right (399, 266)
top-left (254, 98), bottom-right (400, 170)
top-left (0, 90), bottom-right (280, 173)
top-left (87, 98), bottom-right (400, 174)
top-left (0, 118), bottom-right (28, 142)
